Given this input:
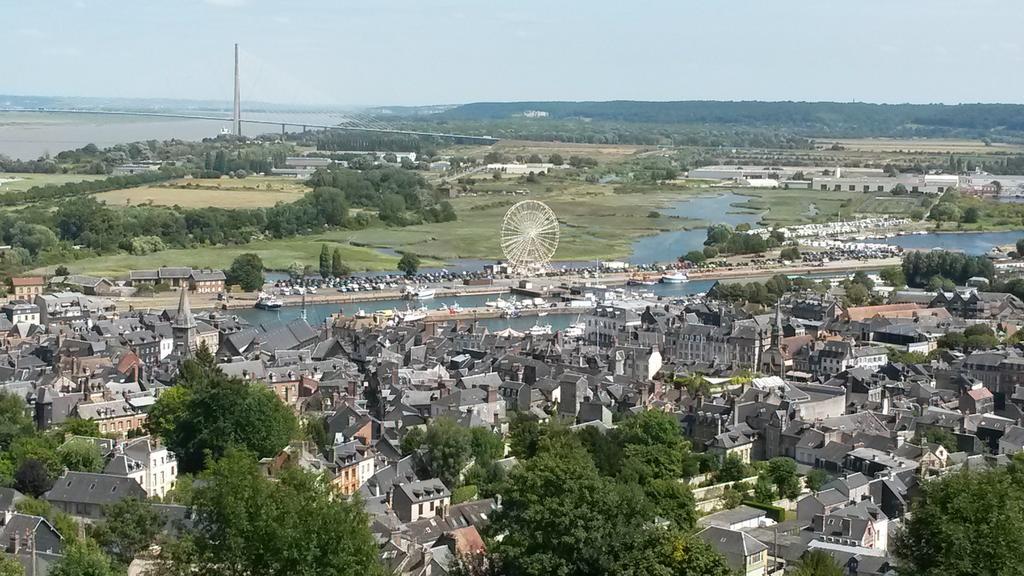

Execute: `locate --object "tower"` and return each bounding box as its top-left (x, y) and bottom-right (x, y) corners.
top-left (172, 287), bottom-right (198, 357)
top-left (233, 43), bottom-right (241, 136)
top-left (759, 303), bottom-right (786, 378)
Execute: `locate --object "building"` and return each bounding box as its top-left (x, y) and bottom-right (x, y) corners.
top-left (43, 471), bottom-right (147, 519)
top-left (172, 288), bottom-right (197, 356)
top-left (9, 276), bottom-right (45, 298)
top-left (50, 275), bottom-right (116, 296)
top-left (486, 162), bottom-right (556, 175)
top-left (103, 437), bottom-right (178, 499)
top-left (1, 301), bottom-right (40, 324)
top-left (189, 269), bottom-right (226, 293)
top-left (696, 526), bottom-right (768, 576)
top-left (392, 479), bottom-right (451, 523)
top-left (111, 163), bottom-right (160, 176)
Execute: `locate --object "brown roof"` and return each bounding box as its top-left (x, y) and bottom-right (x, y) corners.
top-left (845, 303), bottom-right (923, 322)
top-left (11, 276), bottom-right (44, 287)
top-left (967, 388), bottom-right (993, 401)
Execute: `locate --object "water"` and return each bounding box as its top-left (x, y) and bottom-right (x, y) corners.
top-left (231, 278), bottom-right (719, 332)
top-left (628, 193), bottom-right (762, 264)
top-left (879, 230), bottom-right (1024, 255)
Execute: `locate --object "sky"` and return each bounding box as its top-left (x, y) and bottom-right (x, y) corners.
top-left (3, 0), bottom-right (1024, 107)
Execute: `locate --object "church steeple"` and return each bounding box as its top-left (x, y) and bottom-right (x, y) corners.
top-left (172, 288), bottom-right (198, 356)
top-left (760, 302), bottom-right (786, 378)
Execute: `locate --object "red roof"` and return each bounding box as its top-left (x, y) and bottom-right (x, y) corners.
top-left (11, 276), bottom-right (44, 287)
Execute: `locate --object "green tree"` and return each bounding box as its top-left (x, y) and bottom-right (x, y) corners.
top-left (683, 250), bottom-right (706, 264)
top-left (0, 554), bottom-right (24, 576)
top-left (658, 533), bottom-right (734, 576)
top-left (845, 283), bottom-right (869, 305)
top-left (928, 202), bottom-right (961, 223)
top-left (0, 391), bottom-right (34, 451)
top-left (146, 359), bottom-right (298, 473)
top-left (754, 473), bottom-right (776, 503)
top-left (331, 248), bottom-right (351, 277)
top-left (469, 427), bottom-right (504, 464)
top-left (418, 418), bottom-right (471, 486)
top-left (961, 206), bottom-right (981, 224)
top-left (318, 244), bottom-right (331, 278)
top-left (780, 246), bottom-right (801, 261)
top-left (50, 540), bottom-right (116, 576)
top-left (805, 469), bottom-right (830, 492)
top-left (549, 153), bottom-right (564, 166)
top-left (716, 453), bottom-right (749, 483)
top-left (90, 498), bottom-right (164, 566)
top-left (225, 253), bottom-right (264, 292)
top-left (766, 457), bottom-right (801, 499)
top-left (397, 252), bottom-right (421, 276)
top-left (1016, 237), bottom-right (1024, 256)
top-left (400, 426), bottom-right (425, 457)
top-left (880, 266), bottom-right (906, 288)
top-left (14, 459), bottom-right (52, 497)
top-left (57, 439), bottom-right (104, 473)
top-left (894, 465), bottom-right (1024, 576)
top-left (793, 549), bottom-right (844, 576)
top-left (59, 418), bottom-right (100, 439)
top-left (156, 450), bottom-right (383, 576)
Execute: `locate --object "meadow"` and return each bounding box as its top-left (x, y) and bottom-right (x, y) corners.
top-left (95, 176), bottom-right (308, 208)
top-left (0, 172), bottom-right (107, 193)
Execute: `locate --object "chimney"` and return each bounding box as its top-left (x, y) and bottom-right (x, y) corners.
top-left (9, 532), bottom-right (19, 554)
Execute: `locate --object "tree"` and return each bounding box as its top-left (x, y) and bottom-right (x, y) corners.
top-left (54, 264), bottom-right (70, 277)
top-left (716, 453), bottom-right (748, 483)
top-left (1016, 237), bottom-right (1024, 257)
top-left (225, 253), bottom-right (264, 292)
top-left (683, 250), bottom-right (706, 264)
top-left (397, 252), bottom-right (420, 276)
top-left (0, 391), bottom-right (34, 451)
top-left (146, 359), bottom-right (298, 473)
top-left (57, 439), bottom-right (104, 473)
top-left (469, 427), bottom-right (504, 464)
top-left (14, 459), bottom-right (52, 497)
top-left (793, 549), bottom-right (843, 576)
top-left (318, 244), bottom-right (331, 278)
top-left (156, 450), bottom-right (383, 576)
top-left (894, 465), bottom-right (1024, 576)
top-left (845, 283), bottom-right (869, 306)
top-left (892, 183), bottom-right (908, 195)
top-left (549, 153), bottom-right (564, 166)
top-left (805, 469), bottom-right (829, 492)
top-left (961, 206), bottom-right (981, 224)
top-left (754, 474), bottom-right (776, 503)
top-left (50, 540), bottom-right (116, 576)
top-left (90, 498), bottom-right (164, 566)
top-left (0, 555), bottom-right (23, 576)
top-left (928, 202), bottom-right (961, 223)
top-left (880, 266), bottom-right (906, 289)
top-left (766, 457), bottom-right (801, 499)
top-left (331, 248), bottom-right (351, 277)
top-left (780, 246), bottom-right (801, 261)
top-left (657, 533), bottom-right (734, 576)
top-left (418, 418), bottom-right (472, 486)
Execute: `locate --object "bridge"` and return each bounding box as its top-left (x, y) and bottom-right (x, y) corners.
top-left (0, 44), bottom-right (498, 145)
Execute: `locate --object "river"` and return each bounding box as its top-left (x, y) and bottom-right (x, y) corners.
top-left (879, 230), bottom-right (1024, 255)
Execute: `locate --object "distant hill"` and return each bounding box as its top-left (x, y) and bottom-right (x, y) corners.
top-left (437, 100), bottom-right (1024, 137)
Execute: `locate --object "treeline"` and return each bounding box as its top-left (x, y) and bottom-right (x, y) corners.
top-left (705, 224), bottom-right (782, 255)
top-left (902, 251), bottom-right (995, 289)
top-left (708, 274), bottom-right (824, 304)
top-left (434, 100), bottom-right (1024, 141)
top-left (292, 130), bottom-right (445, 154)
top-left (1, 167), bottom-right (452, 269)
top-left (0, 170), bottom-right (178, 207)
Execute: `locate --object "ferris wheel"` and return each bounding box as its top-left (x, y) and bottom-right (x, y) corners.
top-left (501, 200), bottom-right (560, 272)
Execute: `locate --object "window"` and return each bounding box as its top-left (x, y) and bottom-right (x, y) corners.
top-left (418, 503), bottom-right (424, 516)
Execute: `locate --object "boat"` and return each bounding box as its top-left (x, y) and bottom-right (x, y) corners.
top-left (627, 274), bottom-right (659, 286)
top-left (400, 305), bottom-right (428, 322)
top-left (563, 322), bottom-right (586, 338)
top-left (661, 272), bottom-right (689, 284)
top-left (354, 309), bottom-right (372, 318)
top-left (405, 287), bottom-right (436, 300)
top-left (537, 311), bottom-right (549, 317)
top-left (254, 294), bottom-right (283, 310)
top-left (527, 323), bottom-right (553, 336)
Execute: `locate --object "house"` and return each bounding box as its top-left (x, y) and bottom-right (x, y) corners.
top-left (76, 398), bottom-right (150, 438)
top-left (696, 525), bottom-right (768, 576)
top-left (49, 275), bottom-right (116, 296)
top-left (128, 267), bottom-right (192, 289)
top-left (998, 425), bottom-right (1024, 455)
top-left (189, 269), bottom-right (226, 293)
top-left (43, 471), bottom-right (147, 519)
top-left (9, 276), bottom-right (45, 298)
top-left (103, 437), bottom-right (178, 499)
top-left (391, 479), bottom-right (451, 523)
top-left (1, 301), bottom-right (40, 324)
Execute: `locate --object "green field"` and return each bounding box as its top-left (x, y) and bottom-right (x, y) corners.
top-left (0, 172), bottom-right (107, 193)
top-left (95, 176), bottom-right (307, 208)
top-left (857, 195), bottom-right (930, 216)
top-left (34, 239), bottom-right (430, 278)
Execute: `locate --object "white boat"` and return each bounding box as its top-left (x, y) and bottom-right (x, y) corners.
top-left (406, 287), bottom-right (436, 300)
top-left (354, 309), bottom-right (372, 318)
top-left (527, 323), bottom-right (553, 336)
top-left (661, 272), bottom-right (689, 284)
top-left (563, 322), bottom-right (586, 338)
top-left (400, 306), bottom-right (428, 322)
top-left (537, 311), bottom-right (549, 317)
top-left (254, 293), bottom-right (283, 310)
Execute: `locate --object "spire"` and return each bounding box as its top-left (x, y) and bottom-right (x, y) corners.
top-left (174, 287), bottom-right (196, 329)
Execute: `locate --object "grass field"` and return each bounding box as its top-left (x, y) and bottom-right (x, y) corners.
top-left (95, 176), bottom-right (308, 209)
top-left (0, 172), bottom-right (107, 193)
top-left (826, 138), bottom-right (1024, 154)
top-left (857, 195), bottom-right (929, 215)
top-left (732, 189), bottom-right (863, 226)
top-left (33, 238), bottom-right (432, 278)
